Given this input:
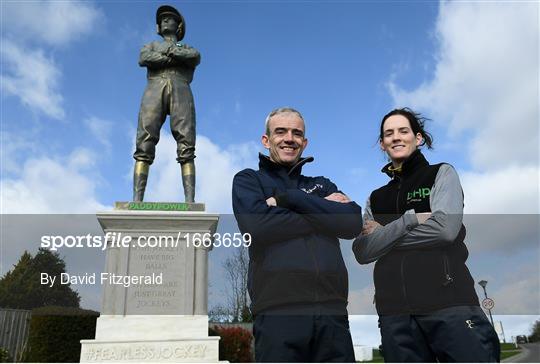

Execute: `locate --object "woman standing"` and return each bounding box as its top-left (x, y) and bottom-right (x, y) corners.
top-left (353, 108), bottom-right (499, 362)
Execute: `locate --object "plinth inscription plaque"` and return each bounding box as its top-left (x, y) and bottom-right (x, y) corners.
top-left (126, 240), bottom-right (192, 314)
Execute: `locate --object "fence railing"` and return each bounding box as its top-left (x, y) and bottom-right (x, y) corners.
top-left (0, 308), bottom-right (31, 362)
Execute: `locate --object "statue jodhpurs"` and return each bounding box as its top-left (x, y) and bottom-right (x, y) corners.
top-left (133, 72), bottom-right (196, 165)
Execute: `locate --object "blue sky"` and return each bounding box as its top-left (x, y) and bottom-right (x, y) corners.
top-left (1, 0), bottom-right (539, 348)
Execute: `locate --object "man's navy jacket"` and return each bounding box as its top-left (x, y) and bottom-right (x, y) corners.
top-left (232, 154), bottom-right (363, 314)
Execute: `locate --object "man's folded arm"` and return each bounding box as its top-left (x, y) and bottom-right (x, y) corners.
top-left (274, 186), bottom-right (362, 239)
top-left (232, 170), bottom-right (316, 245)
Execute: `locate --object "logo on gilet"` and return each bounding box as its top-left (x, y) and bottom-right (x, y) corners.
top-left (407, 187), bottom-right (431, 202)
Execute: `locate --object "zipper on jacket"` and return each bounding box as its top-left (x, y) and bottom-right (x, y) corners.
top-left (442, 253), bottom-right (454, 286)
top-left (395, 176), bottom-right (411, 310)
top-left (395, 176), bottom-right (402, 213)
top-left (400, 252), bottom-right (410, 310)
top-left (306, 238), bottom-right (320, 301)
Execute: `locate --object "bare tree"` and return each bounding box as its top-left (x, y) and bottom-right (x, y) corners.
top-left (220, 248), bottom-right (252, 322)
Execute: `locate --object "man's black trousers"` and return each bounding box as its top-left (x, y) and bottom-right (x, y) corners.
top-left (253, 308), bottom-right (355, 362)
top-left (379, 305), bottom-right (500, 362)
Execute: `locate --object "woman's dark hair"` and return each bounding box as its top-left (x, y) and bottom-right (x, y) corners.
top-left (379, 107), bottom-right (434, 149)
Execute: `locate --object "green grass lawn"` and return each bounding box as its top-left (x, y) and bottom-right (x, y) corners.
top-left (370, 349), bottom-right (384, 363)
top-left (500, 349), bottom-right (522, 360)
top-left (500, 343), bottom-right (520, 351)
top-left (500, 343), bottom-right (522, 360)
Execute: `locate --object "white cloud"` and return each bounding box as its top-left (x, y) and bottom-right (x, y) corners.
top-left (460, 166), bottom-right (539, 214)
top-left (389, 1), bottom-right (538, 170)
top-left (348, 285), bottom-right (377, 315)
top-left (1, 148), bottom-right (107, 213)
top-left (1, 1), bottom-right (101, 46)
top-left (349, 315), bottom-right (380, 348)
top-left (488, 262), bottom-right (540, 315)
top-left (84, 116), bottom-right (114, 149)
top-left (492, 277), bottom-right (540, 315)
top-left (1, 40), bottom-right (64, 119)
top-left (0, 131), bottom-right (39, 175)
top-left (388, 1), bottom-right (539, 230)
top-left (464, 214), bottom-right (539, 254)
top-left (1, 1), bottom-right (101, 120)
top-left (455, 164), bottom-right (538, 257)
top-left (68, 148), bottom-right (97, 170)
top-left (144, 132), bottom-right (259, 213)
top-left (492, 315), bottom-right (540, 341)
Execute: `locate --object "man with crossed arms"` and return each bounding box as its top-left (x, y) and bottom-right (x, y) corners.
top-left (232, 107), bottom-right (362, 362)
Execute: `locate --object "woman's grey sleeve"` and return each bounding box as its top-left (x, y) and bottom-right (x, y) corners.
top-left (395, 164), bottom-right (464, 249)
top-left (352, 198), bottom-right (419, 264)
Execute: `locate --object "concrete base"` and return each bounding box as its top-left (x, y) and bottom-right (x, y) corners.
top-left (94, 315), bottom-right (210, 341)
top-left (80, 208), bottom-right (220, 363)
top-left (354, 345), bottom-right (373, 362)
top-left (80, 337), bottom-right (219, 363)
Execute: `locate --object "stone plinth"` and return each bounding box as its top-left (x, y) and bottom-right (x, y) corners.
top-left (80, 208), bottom-right (220, 363)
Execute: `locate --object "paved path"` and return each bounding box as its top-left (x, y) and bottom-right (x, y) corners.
top-left (503, 343), bottom-right (540, 363)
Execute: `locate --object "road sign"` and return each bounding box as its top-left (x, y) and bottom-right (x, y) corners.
top-left (482, 297), bottom-right (495, 310)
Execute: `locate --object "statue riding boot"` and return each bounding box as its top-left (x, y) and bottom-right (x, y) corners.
top-left (133, 161), bottom-right (150, 202)
top-left (181, 161), bottom-right (195, 203)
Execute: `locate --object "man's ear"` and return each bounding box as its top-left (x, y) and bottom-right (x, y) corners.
top-left (261, 134), bottom-right (270, 149)
top-left (302, 138), bottom-right (309, 150)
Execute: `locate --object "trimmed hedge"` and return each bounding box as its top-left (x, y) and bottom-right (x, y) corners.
top-left (0, 347), bottom-right (12, 363)
top-left (22, 306), bottom-right (99, 362)
top-left (209, 326), bottom-right (253, 362)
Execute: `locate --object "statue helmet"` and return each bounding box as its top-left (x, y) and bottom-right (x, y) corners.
top-left (156, 5), bottom-right (185, 40)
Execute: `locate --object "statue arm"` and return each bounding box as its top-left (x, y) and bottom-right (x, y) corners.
top-left (167, 44), bottom-right (201, 67)
top-left (138, 42), bottom-right (172, 68)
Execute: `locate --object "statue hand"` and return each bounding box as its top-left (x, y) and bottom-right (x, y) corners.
top-left (156, 42), bottom-right (173, 55)
top-left (168, 44), bottom-right (185, 57)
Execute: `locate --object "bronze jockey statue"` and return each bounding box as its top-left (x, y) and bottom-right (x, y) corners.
top-left (133, 5), bottom-right (200, 202)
